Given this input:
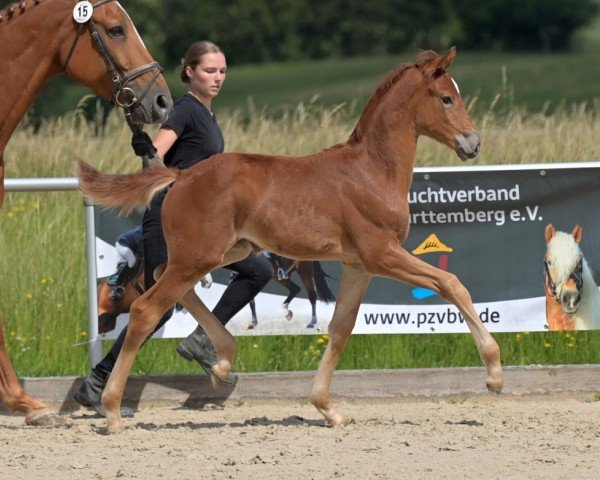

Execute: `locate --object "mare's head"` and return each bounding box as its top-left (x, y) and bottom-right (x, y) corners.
top-left (60, 0), bottom-right (172, 123)
top-left (544, 224), bottom-right (584, 314)
top-left (412, 47), bottom-right (480, 161)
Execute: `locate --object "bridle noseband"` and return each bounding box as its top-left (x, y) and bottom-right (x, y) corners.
top-left (62, 0), bottom-right (163, 114)
top-left (544, 257), bottom-right (583, 303)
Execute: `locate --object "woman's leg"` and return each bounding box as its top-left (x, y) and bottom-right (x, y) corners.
top-left (74, 190), bottom-right (172, 414)
top-left (214, 252), bottom-right (274, 324)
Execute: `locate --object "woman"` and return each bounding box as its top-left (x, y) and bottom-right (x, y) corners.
top-left (74, 41), bottom-right (273, 417)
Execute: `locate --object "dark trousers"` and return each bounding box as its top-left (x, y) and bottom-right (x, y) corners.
top-left (96, 190), bottom-right (273, 373)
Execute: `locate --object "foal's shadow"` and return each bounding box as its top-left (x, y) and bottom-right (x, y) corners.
top-left (59, 373), bottom-right (238, 416)
top-left (132, 415), bottom-right (328, 431)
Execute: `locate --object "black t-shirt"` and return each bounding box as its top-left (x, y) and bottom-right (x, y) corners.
top-left (161, 93), bottom-right (225, 170)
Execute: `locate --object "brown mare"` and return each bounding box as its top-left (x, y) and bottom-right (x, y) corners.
top-left (0, 0), bottom-right (171, 426)
top-left (544, 224), bottom-right (600, 331)
top-left (77, 47), bottom-right (504, 434)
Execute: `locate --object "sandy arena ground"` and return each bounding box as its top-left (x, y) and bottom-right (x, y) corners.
top-left (0, 395), bottom-right (598, 479)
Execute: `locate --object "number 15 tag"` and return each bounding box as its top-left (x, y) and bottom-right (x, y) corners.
top-left (73, 1), bottom-right (93, 23)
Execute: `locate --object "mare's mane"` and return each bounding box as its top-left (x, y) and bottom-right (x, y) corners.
top-left (348, 50), bottom-right (439, 145)
top-left (0, 1), bottom-right (42, 30)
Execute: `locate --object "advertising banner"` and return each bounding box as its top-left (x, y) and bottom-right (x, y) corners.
top-left (94, 163), bottom-right (600, 338)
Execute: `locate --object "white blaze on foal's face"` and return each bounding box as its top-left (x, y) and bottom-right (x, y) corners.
top-left (451, 77), bottom-right (460, 96)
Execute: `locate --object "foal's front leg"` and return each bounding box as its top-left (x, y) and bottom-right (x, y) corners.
top-left (362, 241), bottom-right (503, 393)
top-left (310, 263), bottom-right (371, 426)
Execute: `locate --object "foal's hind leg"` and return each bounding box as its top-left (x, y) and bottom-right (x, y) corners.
top-left (153, 264), bottom-right (237, 384)
top-left (362, 242), bottom-right (503, 393)
top-left (177, 287), bottom-right (237, 385)
top-left (102, 266), bottom-right (200, 434)
top-left (310, 263), bottom-right (371, 426)
top-left (164, 240), bottom-right (254, 383)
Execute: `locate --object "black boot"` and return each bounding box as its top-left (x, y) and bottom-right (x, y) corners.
top-left (109, 262), bottom-right (131, 301)
top-left (109, 285), bottom-right (125, 301)
top-left (73, 366), bottom-right (134, 417)
top-left (176, 326), bottom-right (238, 385)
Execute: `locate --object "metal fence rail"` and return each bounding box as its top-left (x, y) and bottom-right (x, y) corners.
top-left (5, 178), bottom-right (102, 366)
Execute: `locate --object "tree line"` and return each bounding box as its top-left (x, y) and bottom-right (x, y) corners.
top-left (127, 0), bottom-right (598, 67)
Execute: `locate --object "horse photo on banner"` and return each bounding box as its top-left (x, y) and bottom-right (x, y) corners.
top-left (93, 163), bottom-right (600, 338)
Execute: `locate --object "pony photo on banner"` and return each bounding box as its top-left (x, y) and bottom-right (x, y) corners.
top-left (544, 224), bottom-right (600, 331)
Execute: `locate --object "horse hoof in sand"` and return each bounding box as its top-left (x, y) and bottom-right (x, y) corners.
top-left (25, 408), bottom-right (66, 427)
top-left (315, 407), bottom-right (351, 427)
top-left (485, 369), bottom-right (504, 395)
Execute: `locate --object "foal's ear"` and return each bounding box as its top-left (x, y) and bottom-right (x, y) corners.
top-left (545, 223), bottom-right (556, 244)
top-left (571, 225), bottom-right (583, 243)
top-left (422, 46), bottom-right (457, 79)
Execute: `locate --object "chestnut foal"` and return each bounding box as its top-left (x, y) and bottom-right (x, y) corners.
top-left (77, 47), bottom-right (503, 434)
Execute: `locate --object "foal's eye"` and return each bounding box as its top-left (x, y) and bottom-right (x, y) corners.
top-left (108, 26), bottom-right (125, 38)
top-left (441, 96), bottom-right (453, 106)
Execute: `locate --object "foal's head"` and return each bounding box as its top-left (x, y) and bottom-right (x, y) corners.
top-left (59, 1), bottom-right (171, 123)
top-left (544, 224), bottom-right (584, 314)
top-left (412, 47), bottom-right (480, 161)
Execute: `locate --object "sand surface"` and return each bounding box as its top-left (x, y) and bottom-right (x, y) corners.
top-left (1, 395), bottom-right (598, 479)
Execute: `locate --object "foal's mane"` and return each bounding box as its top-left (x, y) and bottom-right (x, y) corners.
top-left (348, 50), bottom-right (439, 145)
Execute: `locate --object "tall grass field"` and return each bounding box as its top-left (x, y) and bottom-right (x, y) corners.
top-left (2, 52), bottom-right (600, 377)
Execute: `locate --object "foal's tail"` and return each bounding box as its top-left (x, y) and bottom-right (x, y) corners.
top-left (76, 159), bottom-right (180, 215)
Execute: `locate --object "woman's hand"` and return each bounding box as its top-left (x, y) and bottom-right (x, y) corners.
top-left (131, 131), bottom-right (157, 159)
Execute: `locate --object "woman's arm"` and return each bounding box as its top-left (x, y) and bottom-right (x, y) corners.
top-left (153, 127), bottom-right (179, 159)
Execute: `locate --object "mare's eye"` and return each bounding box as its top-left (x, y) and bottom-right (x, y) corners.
top-left (441, 96), bottom-right (453, 106)
top-left (108, 26), bottom-right (125, 38)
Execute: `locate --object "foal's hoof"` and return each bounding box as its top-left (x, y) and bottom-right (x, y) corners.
top-left (106, 418), bottom-right (125, 435)
top-left (486, 369), bottom-right (504, 394)
top-left (315, 406), bottom-right (349, 427)
top-left (211, 363), bottom-right (238, 388)
top-left (486, 377), bottom-right (503, 395)
top-left (25, 409), bottom-right (66, 427)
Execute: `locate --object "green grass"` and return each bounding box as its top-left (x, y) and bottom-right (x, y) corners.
top-left (3, 51), bottom-right (600, 377)
top-left (39, 50), bottom-right (600, 119)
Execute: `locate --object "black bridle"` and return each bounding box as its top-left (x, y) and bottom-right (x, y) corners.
top-left (544, 257), bottom-right (583, 303)
top-left (62, 0), bottom-right (163, 116)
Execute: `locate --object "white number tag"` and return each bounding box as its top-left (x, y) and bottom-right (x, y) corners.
top-left (73, 1), bottom-right (93, 24)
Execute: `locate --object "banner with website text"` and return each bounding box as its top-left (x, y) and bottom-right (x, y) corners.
top-left (93, 163), bottom-right (600, 338)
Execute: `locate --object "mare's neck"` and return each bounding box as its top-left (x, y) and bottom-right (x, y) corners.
top-left (0, 0), bottom-right (73, 152)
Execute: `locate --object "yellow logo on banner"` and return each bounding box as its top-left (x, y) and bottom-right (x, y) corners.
top-left (412, 233), bottom-right (453, 255)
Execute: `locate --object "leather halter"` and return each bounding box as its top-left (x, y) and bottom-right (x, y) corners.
top-left (544, 257), bottom-right (583, 303)
top-left (62, 0), bottom-right (163, 112)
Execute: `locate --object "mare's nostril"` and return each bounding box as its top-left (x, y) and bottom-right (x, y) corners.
top-left (156, 95), bottom-right (169, 110)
